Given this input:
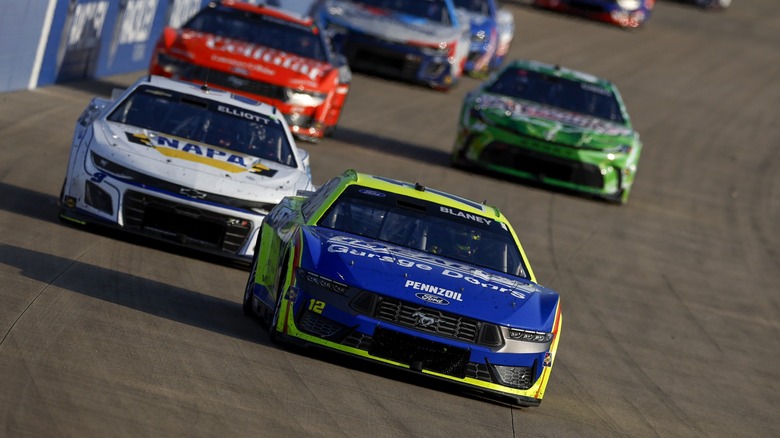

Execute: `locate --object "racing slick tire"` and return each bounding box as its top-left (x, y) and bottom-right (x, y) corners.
top-left (242, 255), bottom-right (259, 318)
top-left (242, 236), bottom-right (265, 318)
top-left (267, 250), bottom-right (291, 345)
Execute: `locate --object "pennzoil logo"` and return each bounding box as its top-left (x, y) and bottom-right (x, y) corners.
top-left (125, 132), bottom-right (277, 177)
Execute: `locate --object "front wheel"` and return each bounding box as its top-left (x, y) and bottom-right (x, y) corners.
top-left (268, 250), bottom-right (291, 345)
top-left (242, 255), bottom-right (258, 318)
top-left (243, 236), bottom-right (264, 318)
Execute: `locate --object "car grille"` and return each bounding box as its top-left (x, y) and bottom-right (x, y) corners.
top-left (122, 190), bottom-right (251, 254)
top-left (345, 37), bottom-right (421, 80)
top-left (369, 327), bottom-right (470, 378)
top-left (375, 297), bottom-right (480, 343)
top-left (299, 309), bottom-right (346, 339)
top-left (480, 139), bottom-right (605, 189)
top-left (467, 50), bottom-right (484, 64)
top-left (341, 331), bottom-right (508, 385)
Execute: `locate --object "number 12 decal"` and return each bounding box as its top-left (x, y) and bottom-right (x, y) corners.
top-left (308, 299), bottom-right (325, 314)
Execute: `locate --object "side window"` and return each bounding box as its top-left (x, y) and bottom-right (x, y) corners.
top-left (301, 176), bottom-right (342, 221)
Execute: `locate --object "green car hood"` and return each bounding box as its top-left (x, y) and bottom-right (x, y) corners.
top-left (473, 94), bottom-right (636, 149)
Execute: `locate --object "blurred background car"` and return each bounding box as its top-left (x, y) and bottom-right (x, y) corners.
top-left (150, 0), bottom-right (351, 141)
top-left (533, 0), bottom-right (655, 28)
top-left (59, 75), bottom-right (314, 261)
top-left (452, 0), bottom-right (515, 77)
top-left (320, 0), bottom-right (471, 90)
top-left (452, 59), bottom-right (642, 204)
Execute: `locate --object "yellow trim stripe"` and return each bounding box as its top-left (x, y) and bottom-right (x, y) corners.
top-left (154, 147), bottom-right (247, 173)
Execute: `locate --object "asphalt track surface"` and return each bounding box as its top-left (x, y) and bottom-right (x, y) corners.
top-left (1, 1), bottom-right (779, 437)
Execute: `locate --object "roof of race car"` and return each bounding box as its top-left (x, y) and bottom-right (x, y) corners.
top-left (505, 59), bottom-right (615, 87)
top-left (127, 75), bottom-right (283, 118)
top-left (340, 169), bottom-right (505, 221)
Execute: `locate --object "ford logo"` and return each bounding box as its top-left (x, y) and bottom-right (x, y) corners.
top-left (415, 293), bottom-right (449, 306)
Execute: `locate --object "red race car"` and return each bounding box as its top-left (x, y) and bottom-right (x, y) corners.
top-left (150, 1), bottom-right (351, 141)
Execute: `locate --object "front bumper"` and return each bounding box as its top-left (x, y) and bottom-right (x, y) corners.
top-left (61, 152), bottom-right (265, 261)
top-left (453, 126), bottom-right (639, 202)
top-left (266, 276), bottom-right (559, 406)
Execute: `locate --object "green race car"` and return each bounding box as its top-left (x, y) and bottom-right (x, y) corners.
top-left (452, 59), bottom-right (642, 204)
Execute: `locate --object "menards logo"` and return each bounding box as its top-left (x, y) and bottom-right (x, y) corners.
top-left (125, 132), bottom-right (277, 177)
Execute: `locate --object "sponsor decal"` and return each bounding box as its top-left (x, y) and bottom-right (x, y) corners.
top-left (358, 189), bottom-right (386, 197)
top-left (415, 292), bottom-right (449, 306)
top-left (326, 235), bottom-right (526, 296)
top-left (439, 206), bottom-right (492, 226)
top-left (165, 0), bottom-right (201, 28)
top-left (543, 352), bottom-right (552, 367)
top-left (206, 36), bottom-right (325, 81)
top-left (55, 0), bottom-right (109, 80)
top-left (405, 280), bottom-right (462, 302)
top-left (477, 95), bottom-right (632, 135)
top-left (179, 187), bottom-right (207, 199)
top-left (109, 0), bottom-right (159, 66)
top-left (124, 132), bottom-right (277, 176)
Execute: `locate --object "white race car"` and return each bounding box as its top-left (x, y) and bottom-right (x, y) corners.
top-left (59, 75), bottom-right (314, 261)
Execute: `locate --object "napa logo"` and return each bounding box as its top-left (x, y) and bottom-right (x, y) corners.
top-left (125, 132), bottom-right (277, 176)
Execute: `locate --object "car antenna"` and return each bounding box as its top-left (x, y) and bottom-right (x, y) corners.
top-left (414, 182), bottom-right (425, 192)
top-left (202, 69), bottom-right (211, 92)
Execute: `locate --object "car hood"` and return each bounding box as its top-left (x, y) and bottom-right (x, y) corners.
top-left (473, 93), bottom-right (636, 149)
top-left (300, 229), bottom-right (559, 330)
top-left (171, 30), bottom-right (334, 87)
top-left (458, 10), bottom-right (495, 30)
top-left (326, 0), bottom-right (463, 44)
top-left (89, 120), bottom-right (309, 204)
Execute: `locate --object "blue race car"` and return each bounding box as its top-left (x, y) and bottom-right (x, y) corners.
top-left (534, 0), bottom-right (655, 28)
top-left (452, 0), bottom-right (515, 76)
top-left (243, 169), bottom-right (563, 407)
top-left (321, 0), bottom-right (471, 90)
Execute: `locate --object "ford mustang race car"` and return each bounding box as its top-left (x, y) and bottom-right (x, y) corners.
top-left (452, 59), bottom-right (642, 204)
top-left (59, 75), bottom-right (313, 261)
top-left (150, 0), bottom-right (351, 141)
top-left (243, 169), bottom-right (562, 406)
top-left (321, 0), bottom-right (471, 90)
top-left (533, 0), bottom-right (655, 28)
top-left (453, 0), bottom-right (515, 76)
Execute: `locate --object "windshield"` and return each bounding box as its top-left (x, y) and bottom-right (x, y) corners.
top-left (349, 0), bottom-right (453, 25)
top-left (107, 85), bottom-right (297, 167)
top-left (318, 185), bottom-right (528, 278)
top-left (452, 0), bottom-right (490, 15)
top-left (486, 67), bottom-right (626, 124)
top-left (184, 7), bottom-right (328, 62)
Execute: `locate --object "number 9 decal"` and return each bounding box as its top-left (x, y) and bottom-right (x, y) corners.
top-left (91, 172), bottom-right (106, 183)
